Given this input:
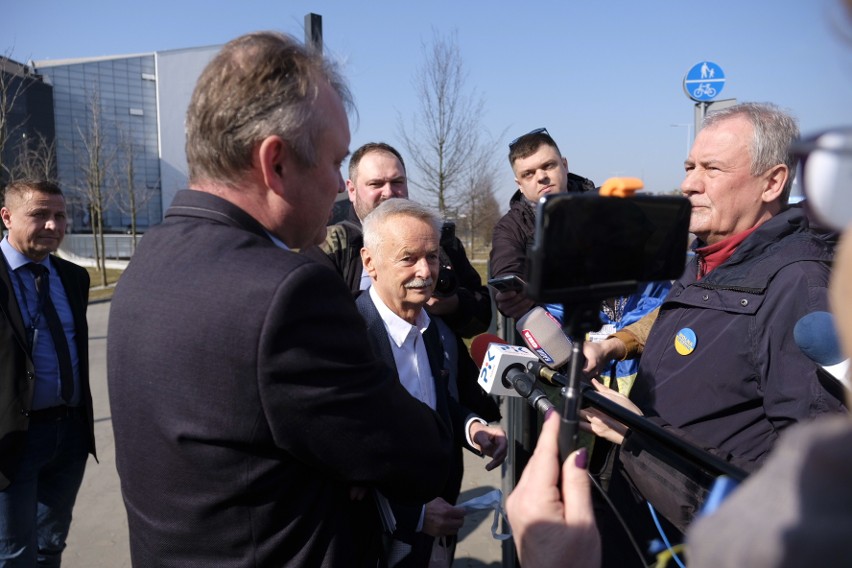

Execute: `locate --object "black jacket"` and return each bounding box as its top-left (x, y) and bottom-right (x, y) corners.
top-left (0, 252), bottom-right (95, 490)
top-left (620, 206), bottom-right (846, 532)
top-left (108, 190), bottom-right (454, 567)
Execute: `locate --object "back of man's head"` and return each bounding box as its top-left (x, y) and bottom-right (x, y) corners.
top-left (704, 102), bottom-right (799, 204)
top-left (185, 31), bottom-right (352, 188)
top-left (508, 130), bottom-right (562, 167)
top-left (362, 198), bottom-right (441, 254)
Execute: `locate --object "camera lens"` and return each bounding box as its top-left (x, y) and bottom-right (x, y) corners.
top-left (434, 266), bottom-right (458, 297)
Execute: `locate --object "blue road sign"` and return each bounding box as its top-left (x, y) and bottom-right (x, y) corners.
top-left (683, 61), bottom-right (725, 102)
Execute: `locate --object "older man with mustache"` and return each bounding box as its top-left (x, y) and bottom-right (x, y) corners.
top-left (356, 198), bottom-right (507, 568)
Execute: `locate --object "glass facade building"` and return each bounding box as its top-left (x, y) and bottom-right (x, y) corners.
top-left (36, 54), bottom-right (162, 232)
top-left (33, 45), bottom-right (219, 237)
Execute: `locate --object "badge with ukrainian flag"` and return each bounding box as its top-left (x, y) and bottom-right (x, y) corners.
top-left (675, 328), bottom-right (697, 356)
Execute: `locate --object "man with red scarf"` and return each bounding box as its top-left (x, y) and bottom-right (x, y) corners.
top-left (578, 102), bottom-right (848, 568)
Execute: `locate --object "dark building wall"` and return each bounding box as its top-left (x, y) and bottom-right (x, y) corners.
top-left (0, 57), bottom-right (56, 194)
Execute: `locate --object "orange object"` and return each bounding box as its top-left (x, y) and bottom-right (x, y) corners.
top-left (599, 177), bottom-right (644, 197)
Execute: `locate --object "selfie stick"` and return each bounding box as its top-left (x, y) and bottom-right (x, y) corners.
top-left (555, 301), bottom-right (601, 464)
top-left (533, 362), bottom-right (747, 481)
top-left (555, 178), bottom-right (648, 464)
top-left (558, 339), bottom-right (583, 462)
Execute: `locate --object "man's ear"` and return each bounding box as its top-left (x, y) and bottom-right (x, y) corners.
top-left (360, 247), bottom-right (378, 280)
top-left (256, 136), bottom-right (289, 193)
top-left (346, 179), bottom-right (357, 204)
top-left (761, 164), bottom-right (789, 203)
top-left (1, 208), bottom-right (11, 229)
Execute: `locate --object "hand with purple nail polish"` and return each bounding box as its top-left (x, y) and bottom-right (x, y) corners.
top-left (506, 413), bottom-right (601, 568)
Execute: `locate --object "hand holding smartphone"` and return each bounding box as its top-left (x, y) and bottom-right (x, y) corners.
top-left (487, 275), bottom-right (526, 293)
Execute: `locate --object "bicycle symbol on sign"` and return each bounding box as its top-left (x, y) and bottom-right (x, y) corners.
top-left (693, 83), bottom-right (717, 98)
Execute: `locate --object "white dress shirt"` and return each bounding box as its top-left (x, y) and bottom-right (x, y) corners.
top-left (368, 286), bottom-right (436, 410)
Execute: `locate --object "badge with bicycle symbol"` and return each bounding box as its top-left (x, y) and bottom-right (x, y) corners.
top-left (683, 61), bottom-right (725, 102)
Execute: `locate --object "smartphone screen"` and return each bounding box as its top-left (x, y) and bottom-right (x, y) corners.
top-left (527, 193), bottom-right (691, 303)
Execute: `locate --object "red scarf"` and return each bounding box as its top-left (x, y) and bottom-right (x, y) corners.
top-left (695, 225), bottom-right (760, 280)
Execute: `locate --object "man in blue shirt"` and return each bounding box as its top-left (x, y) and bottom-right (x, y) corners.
top-left (0, 179), bottom-right (95, 567)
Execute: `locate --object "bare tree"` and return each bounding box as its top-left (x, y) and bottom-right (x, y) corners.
top-left (397, 31), bottom-right (486, 216)
top-left (458, 164), bottom-right (501, 260)
top-left (115, 128), bottom-right (155, 251)
top-left (10, 130), bottom-right (56, 182)
top-left (76, 88), bottom-right (116, 287)
top-left (0, 54), bottom-right (32, 190)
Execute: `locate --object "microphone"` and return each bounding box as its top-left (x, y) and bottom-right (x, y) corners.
top-left (473, 335), bottom-right (554, 416)
top-left (476, 339), bottom-right (539, 397)
top-left (514, 309), bottom-right (581, 460)
top-left (470, 333), bottom-right (504, 368)
top-left (516, 307), bottom-right (573, 369)
top-left (794, 311), bottom-right (850, 389)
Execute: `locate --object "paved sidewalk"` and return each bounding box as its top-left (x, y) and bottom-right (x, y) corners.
top-left (63, 301), bottom-right (505, 567)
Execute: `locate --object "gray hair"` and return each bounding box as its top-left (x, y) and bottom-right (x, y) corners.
top-left (185, 31), bottom-right (353, 188)
top-left (362, 198), bottom-right (442, 254)
top-left (703, 102), bottom-right (799, 204)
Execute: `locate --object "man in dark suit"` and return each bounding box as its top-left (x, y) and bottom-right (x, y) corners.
top-left (107, 32), bottom-right (454, 567)
top-left (357, 198), bottom-right (507, 567)
top-left (0, 179), bottom-right (95, 566)
top-left (301, 142), bottom-right (500, 423)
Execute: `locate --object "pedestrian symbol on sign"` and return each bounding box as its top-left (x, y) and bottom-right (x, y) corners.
top-left (684, 61), bottom-right (725, 102)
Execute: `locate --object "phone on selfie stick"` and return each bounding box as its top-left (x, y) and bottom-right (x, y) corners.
top-left (526, 179), bottom-right (692, 461)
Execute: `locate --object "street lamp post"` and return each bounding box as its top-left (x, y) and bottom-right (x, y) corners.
top-left (670, 123), bottom-right (692, 157)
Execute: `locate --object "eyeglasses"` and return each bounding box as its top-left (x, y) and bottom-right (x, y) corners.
top-left (791, 127), bottom-right (852, 230)
top-left (509, 127), bottom-right (550, 150)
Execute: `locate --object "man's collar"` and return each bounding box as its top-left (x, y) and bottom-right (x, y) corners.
top-left (0, 237), bottom-right (52, 272)
top-left (263, 231), bottom-right (290, 250)
top-left (368, 285), bottom-right (431, 347)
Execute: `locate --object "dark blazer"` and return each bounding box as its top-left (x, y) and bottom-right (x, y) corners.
top-left (107, 189), bottom-right (454, 568)
top-left (355, 292), bottom-right (477, 567)
top-left (0, 251), bottom-right (94, 490)
top-left (302, 204), bottom-right (500, 422)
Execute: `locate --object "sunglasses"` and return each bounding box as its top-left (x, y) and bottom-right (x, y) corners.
top-left (791, 128), bottom-right (852, 230)
top-left (509, 127), bottom-right (550, 149)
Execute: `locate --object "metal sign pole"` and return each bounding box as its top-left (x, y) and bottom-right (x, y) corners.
top-left (304, 13), bottom-right (323, 54)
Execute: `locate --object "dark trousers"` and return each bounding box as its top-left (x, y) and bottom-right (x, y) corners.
top-left (0, 412), bottom-right (89, 567)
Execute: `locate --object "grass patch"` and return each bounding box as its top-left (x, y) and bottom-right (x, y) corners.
top-left (86, 267), bottom-right (124, 303)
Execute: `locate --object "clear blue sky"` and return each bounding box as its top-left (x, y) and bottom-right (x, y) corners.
top-left (6, 0), bottom-right (852, 207)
